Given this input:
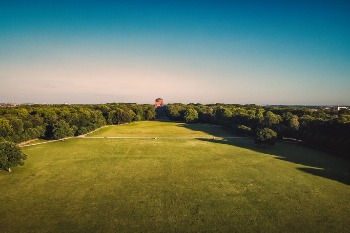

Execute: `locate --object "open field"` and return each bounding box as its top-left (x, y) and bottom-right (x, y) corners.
top-left (88, 121), bottom-right (235, 138)
top-left (1, 121), bottom-right (349, 232)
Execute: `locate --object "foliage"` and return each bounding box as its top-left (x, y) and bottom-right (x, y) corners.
top-left (214, 107), bottom-right (232, 124)
top-left (184, 108), bottom-right (199, 123)
top-left (52, 120), bottom-right (74, 139)
top-left (165, 104), bottom-right (186, 121)
top-left (0, 118), bottom-right (13, 141)
top-left (288, 115), bottom-right (300, 131)
top-left (144, 107), bottom-right (156, 120)
top-left (0, 141), bottom-right (27, 172)
top-left (108, 108), bottom-right (134, 125)
top-left (263, 111), bottom-right (282, 127)
top-left (236, 125), bottom-right (252, 136)
top-left (255, 128), bottom-right (278, 146)
top-left (165, 103), bottom-right (350, 156)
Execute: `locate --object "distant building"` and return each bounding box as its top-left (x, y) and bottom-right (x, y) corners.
top-left (333, 105), bottom-right (349, 111)
top-left (155, 98), bottom-right (164, 108)
top-left (0, 103), bottom-right (20, 107)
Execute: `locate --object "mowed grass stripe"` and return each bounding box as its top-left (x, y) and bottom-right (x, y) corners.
top-left (87, 121), bottom-right (234, 137)
top-left (1, 121), bottom-right (349, 233)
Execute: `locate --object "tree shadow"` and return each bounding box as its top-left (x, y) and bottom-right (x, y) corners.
top-left (200, 138), bottom-right (350, 185)
top-left (180, 123), bottom-right (350, 185)
top-left (177, 123), bottom-right (236, 137)
top-left (155, 107), bottom-right (169, 121)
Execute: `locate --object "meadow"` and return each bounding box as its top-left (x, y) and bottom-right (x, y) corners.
top-left (1, 121), bottom-right (349, 232)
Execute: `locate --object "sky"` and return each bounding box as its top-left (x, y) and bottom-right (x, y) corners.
top-left (1, 0), bottom-right (349, 105)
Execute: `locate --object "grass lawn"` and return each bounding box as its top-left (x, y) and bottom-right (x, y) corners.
top-left (88, 121), bottom-right (234, 138)
top-left (1, 121), bottom-right (349, 232)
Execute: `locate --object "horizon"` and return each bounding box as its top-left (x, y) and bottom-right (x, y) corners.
top-left (0, 99), bottom-right (347, 107)
top-left (1, 1), bottom-right (349, 105)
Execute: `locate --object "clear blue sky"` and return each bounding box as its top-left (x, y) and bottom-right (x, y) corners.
top-left (1, 0), bottom-right (349, 105)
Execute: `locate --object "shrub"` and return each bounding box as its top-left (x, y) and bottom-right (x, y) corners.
top-left (255, 128), bottom-right (277, 146)
top-left (237, 125), bottom-right (252, 136)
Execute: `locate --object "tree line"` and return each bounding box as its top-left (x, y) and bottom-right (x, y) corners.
top-left (0, 103), bottom-right (155, 142)
top-left (165, 103), bottom-right (350, 156)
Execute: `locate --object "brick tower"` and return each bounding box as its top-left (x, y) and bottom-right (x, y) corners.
top-left (155, 98), bottom-right (164, 108)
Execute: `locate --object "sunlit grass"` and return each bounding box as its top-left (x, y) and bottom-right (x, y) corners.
top-left (1, 122), bottom-right (349, 232)
top-left (88, 121), bottom-right (233, 137)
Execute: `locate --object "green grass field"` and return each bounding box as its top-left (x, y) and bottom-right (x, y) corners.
top-left (1, 121), bottom-right (349, 232)
top-left (88, 121), bottom-right (234, 137)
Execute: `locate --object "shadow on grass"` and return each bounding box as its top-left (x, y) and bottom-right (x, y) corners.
top-left (179, 123), bottom-right (350, 185)
top-left (200, 138), bottom-right (350, 185)
top-left (177, 123), bottom-right (236, 137)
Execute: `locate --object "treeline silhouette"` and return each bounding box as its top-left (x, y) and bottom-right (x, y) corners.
top-left (165, 103), bottom-right (350, 157)
top-left (0, 103), bottom-right (155, 141)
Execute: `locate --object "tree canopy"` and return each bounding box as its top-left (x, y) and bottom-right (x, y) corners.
top-left (255, 128), bottom-right (278, 146)
top-left (52, 120), bottom-right (74, 139)
top-left (184, 108), bottom-right (199, 123)
top-left (0, 141), bottom-right (27, 172)
top-left (165, 103), bottom-right (350, 156)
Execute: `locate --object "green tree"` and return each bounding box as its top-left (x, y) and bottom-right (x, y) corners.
top-left (108, 108), bottom-right (134, 125)
top-left (108, 108), bottom-right (124, 125)
top-left (96, 104), bottom-right (111, 119)
top-left (0, 118), bottom-right (13, 141)
top-left (128, 110), bottom-right (136, 122)
top-left (263, 111), bottom-right (282, 127)
top-left (52, 120), bottom-right (74, 139)
top-left (237, 125), bottom-right (252, 136)
top-left (16, 108), bottom-right (29, 119)
top-left (107, 110), bottom-right (117, 125)
top-left (144, 107), bottom-right (156, 121)
top-left (214, 107), bottom-right (232, 124)
top-left (7, 117), bottom-right (24, 142)
top-left (282, 112), bottom-right (294, 122)
top-left (133, 105), bottom-right (144, 121)
top-left (184, 108), bottom-right (199, 123)
top-left (165, 104), bottom-right (185, 120)
top-left (289, 115), bottom-right (300, 131)
top-left (255, 128), bottom-right (277, 146)
top-left (0, 141), bottom-right (27, 172)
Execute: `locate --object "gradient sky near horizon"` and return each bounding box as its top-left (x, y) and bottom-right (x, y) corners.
top-left (1, 0), bottom-right (349, 105)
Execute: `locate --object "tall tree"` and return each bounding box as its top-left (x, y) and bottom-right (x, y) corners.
top-left (0, 118), bottom-right (13, 141)
top-left (0, 141), bottom-right (27, 172)
top-left (52, 120), bottom-right (74, 139)
top-left (263, 111), bottom-right (282, 127)
top-left (184, 108), bottom-right (199, 123)
top-left (289, 115), bottom-right (300, 131)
